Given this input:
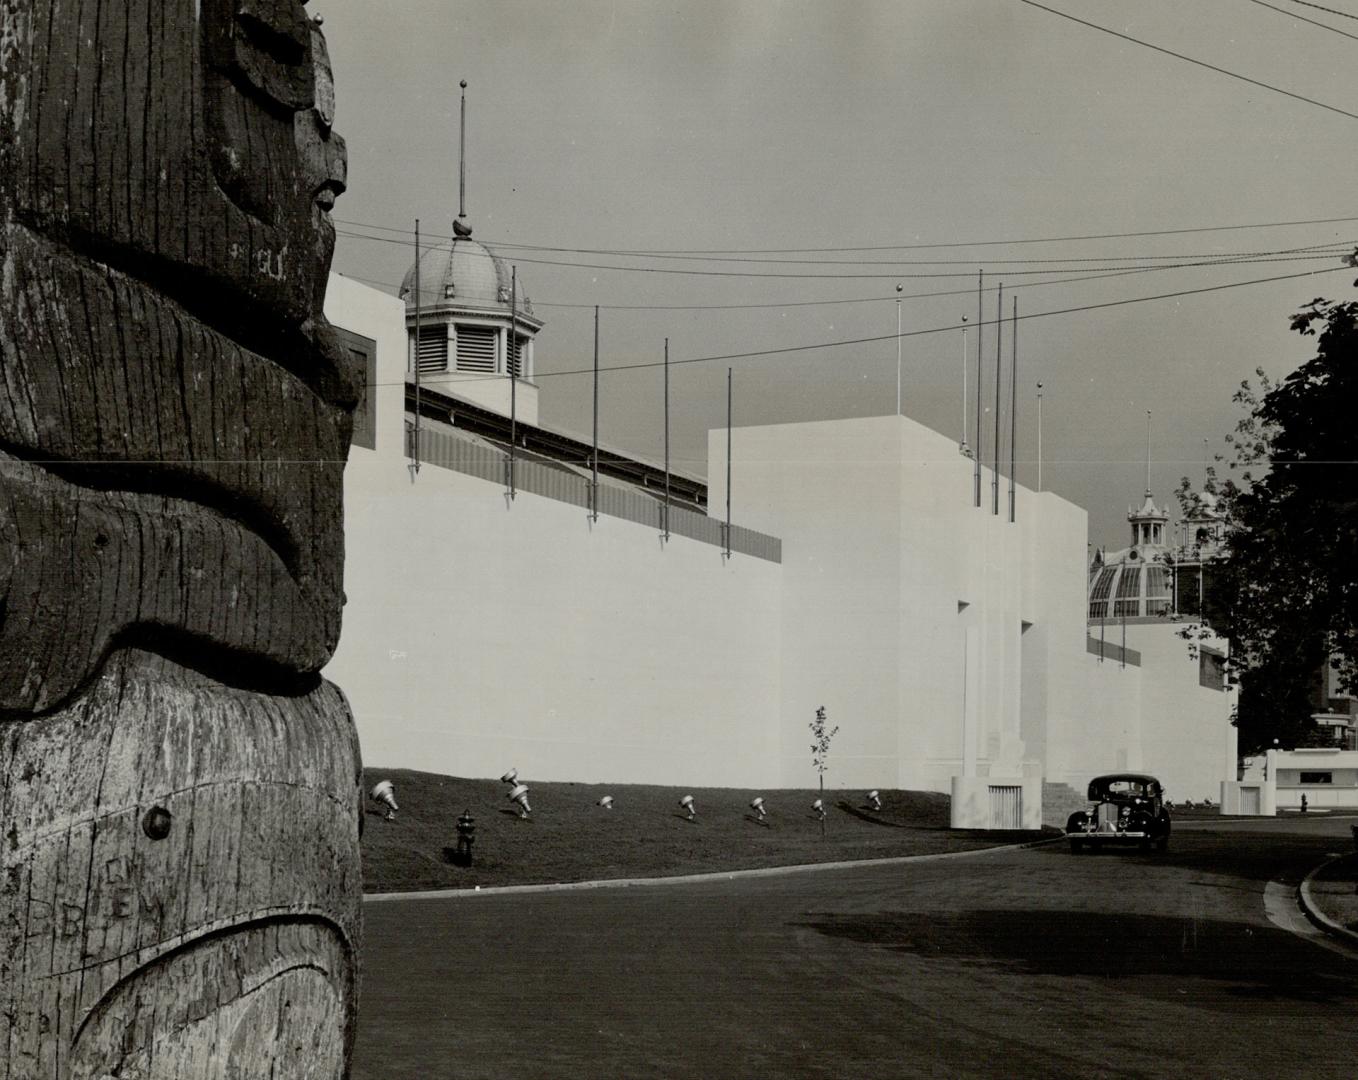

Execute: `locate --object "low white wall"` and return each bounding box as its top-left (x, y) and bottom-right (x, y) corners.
top-left (950, 776), bottom-right (1043, 830)
top-left (1220, 781), bottom-right (1275, 816)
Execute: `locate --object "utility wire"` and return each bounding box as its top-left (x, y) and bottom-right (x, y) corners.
top-left (373, 264), bottom-right (1350, 387)
top-left (338, 264), bottom-right (1166, 310)
top-left (345, 234), bottom-right (1345, 267)
top-left (1017, 0), bottom-right (1358, 122)
top-left (333, 212), bottom-right (1358, 255)
top-left (1246, 0), bottom-right (1358, 40)
top-left (1287, 0), bottom-right (1358, 21)
top-left (336, 257), bottom-right (1333, 312)
top-left (337, 230), bottom-right (1345, 279)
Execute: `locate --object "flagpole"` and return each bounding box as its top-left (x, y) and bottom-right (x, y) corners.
top-left (663, 337), bottom-right (671, 541)
top-left (591, 305), bottom-right (599, 521)
top-left (974, 270), bottom-right (984, 506)
top-left (725, 367), bottom-right (732, 560)
top-left (992, 283), bottom-right (1003, 515)
top-left (895, 284), bottom-right (903, 415)
top-left (1037, 382), bottom-right (1044, 493)
top-left (507, 266), bottom-right (517, 500)
top-left (1009, 295), bottom-right (1017, 523)
top-left (960, 315), bottom-right (969, 455)
top-left (413, 218), bottom-right (422, 474)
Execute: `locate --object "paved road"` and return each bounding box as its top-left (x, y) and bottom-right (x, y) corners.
top-left (355, 817), bottom-right (1358, 1079)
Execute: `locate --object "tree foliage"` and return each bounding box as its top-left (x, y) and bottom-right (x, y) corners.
top-left (1194, 297), bottom-right (1358, 754)
top-left (809, 705), bottom-right (839, 775)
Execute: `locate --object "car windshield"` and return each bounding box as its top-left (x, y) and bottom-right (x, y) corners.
top-left (1099, 779), bottom-right (1154, 798)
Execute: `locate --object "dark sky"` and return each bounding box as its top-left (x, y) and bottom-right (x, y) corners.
top-left (321, 0), bottom-right (1358, 547)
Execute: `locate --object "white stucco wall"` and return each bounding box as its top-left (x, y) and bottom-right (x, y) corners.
top-left (709, 415), bottom-right (1076, 793)
top-left (325, 275), bottom-right (1235, 804)
top-left (324, 275), bottom-right (783, 786)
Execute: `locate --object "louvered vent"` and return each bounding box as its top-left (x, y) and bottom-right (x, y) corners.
top-left (508, 334), bottom-right (526, 378)
top-left (456, 325), bottom-right (497, 373)
top-left (416, 325), bottom-right (447, 374)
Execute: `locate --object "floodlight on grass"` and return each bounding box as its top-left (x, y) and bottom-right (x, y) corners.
top-left (500, 768), bottom-right (519, 786)
top-left (679, 794), bottom-right (696, 820)
top-left (866, 790), bottom-right (882, 812)
top-left (507, 783), bottom-right (532, 817)
top-left (370, 780), bottom-right (399, 820)
top-left (750, 797), bottom-right (767, 820)
top-left (598, 795), bottom-right (614, 810)
top-left (812, 798), bottom-right (826, 820)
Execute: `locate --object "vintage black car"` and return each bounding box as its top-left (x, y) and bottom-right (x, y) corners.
top-left (1066, 773), bottom-right (1171, 852)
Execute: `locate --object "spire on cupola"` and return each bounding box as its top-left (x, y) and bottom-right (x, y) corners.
top-left (1127, 410), bottom-right (1168, 551)
top-left (452, 80), bottom-right (473, 238)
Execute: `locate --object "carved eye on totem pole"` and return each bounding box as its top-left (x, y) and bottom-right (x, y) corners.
top-left (202, 0), bottom-right (347, 232)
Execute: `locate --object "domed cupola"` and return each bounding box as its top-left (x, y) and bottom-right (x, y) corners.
top-left (399, 81), bottom-right (544, 424)
top-left (1088, 490), bottom-right (1174, 620)
top-left (399, 234), bottom-right (536, 319)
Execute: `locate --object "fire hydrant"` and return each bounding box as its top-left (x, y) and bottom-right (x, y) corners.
top-left (455, 809), bottom-right (476, 866)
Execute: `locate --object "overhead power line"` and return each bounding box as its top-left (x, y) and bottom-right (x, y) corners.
top-left (1286, 0), bottom-right (1358, 22)
top-left (348, 235), bottom-right (1345, 268)
top-left (333, 212), bottom-right (1358, 255)
top-left (1017, 0), bottom-right (1358, 122)
top-left (337, 258), bottom-right (1334, 312)
top-left (336, 229), bottom-right (1347, 280)
top-left (1246, 0), bottom-right (1358, 40)
top-left (371, 264), bottom-right (1350, 388)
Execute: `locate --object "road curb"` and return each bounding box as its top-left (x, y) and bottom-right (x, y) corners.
top-left (1298, 854), bottom-right (1358, 947)
top-left (364, 834), bottom-right (1064, 902)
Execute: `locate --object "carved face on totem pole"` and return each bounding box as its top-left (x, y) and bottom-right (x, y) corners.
top-left (1, 2), bottom-right (363, 1075)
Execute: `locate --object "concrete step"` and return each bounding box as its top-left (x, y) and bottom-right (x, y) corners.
top-left (1042, 781), bottom-right (1087, 829)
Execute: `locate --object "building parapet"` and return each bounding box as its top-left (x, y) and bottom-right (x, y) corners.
top-left (411, 424), bottom-right (782, 564)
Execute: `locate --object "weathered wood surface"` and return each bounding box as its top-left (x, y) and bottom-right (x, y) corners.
top-left (1, 2), bottom-right (362, 1076)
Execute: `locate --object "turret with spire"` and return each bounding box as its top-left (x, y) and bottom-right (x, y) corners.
top-left (398, 80), bottom-right (544, 423)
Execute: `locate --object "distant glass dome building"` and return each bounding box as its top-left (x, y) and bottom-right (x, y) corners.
top-left (1088, 491), bottom-right (1172, 620)
top-left (1088, 486), bottom-right (1227, 622)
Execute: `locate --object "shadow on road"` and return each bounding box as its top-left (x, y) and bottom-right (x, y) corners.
top-left (797, 908), bottom-right (1358, 1009)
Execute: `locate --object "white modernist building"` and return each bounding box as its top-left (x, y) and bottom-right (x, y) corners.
top-left (1223, 748), bottom-right (1358, 815)
top-left (323, 260), bottom-right (1235, 829)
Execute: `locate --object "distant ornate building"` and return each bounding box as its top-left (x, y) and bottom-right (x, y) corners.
top-left (1088, 487), bottom-right (1227, 622)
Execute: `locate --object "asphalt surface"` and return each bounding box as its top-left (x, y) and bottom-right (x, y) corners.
top-left (355, 816), bottom-right (1358, 1080)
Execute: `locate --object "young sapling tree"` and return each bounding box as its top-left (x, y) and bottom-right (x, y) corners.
top-left (810, 705), bottom-right (840, 837)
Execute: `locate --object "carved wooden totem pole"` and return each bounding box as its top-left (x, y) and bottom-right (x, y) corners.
top-left (1, 2), bottom-right (363, 1076)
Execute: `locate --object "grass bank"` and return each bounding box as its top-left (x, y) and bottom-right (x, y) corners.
top-left (360, 768), bottom-right (1051, 893)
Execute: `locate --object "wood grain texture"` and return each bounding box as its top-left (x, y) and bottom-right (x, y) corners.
top-left (1, 2), bottom-right (362, 1075)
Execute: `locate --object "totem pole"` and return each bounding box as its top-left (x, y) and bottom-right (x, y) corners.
top-left (1, 2), bottom-right (362, 1076)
